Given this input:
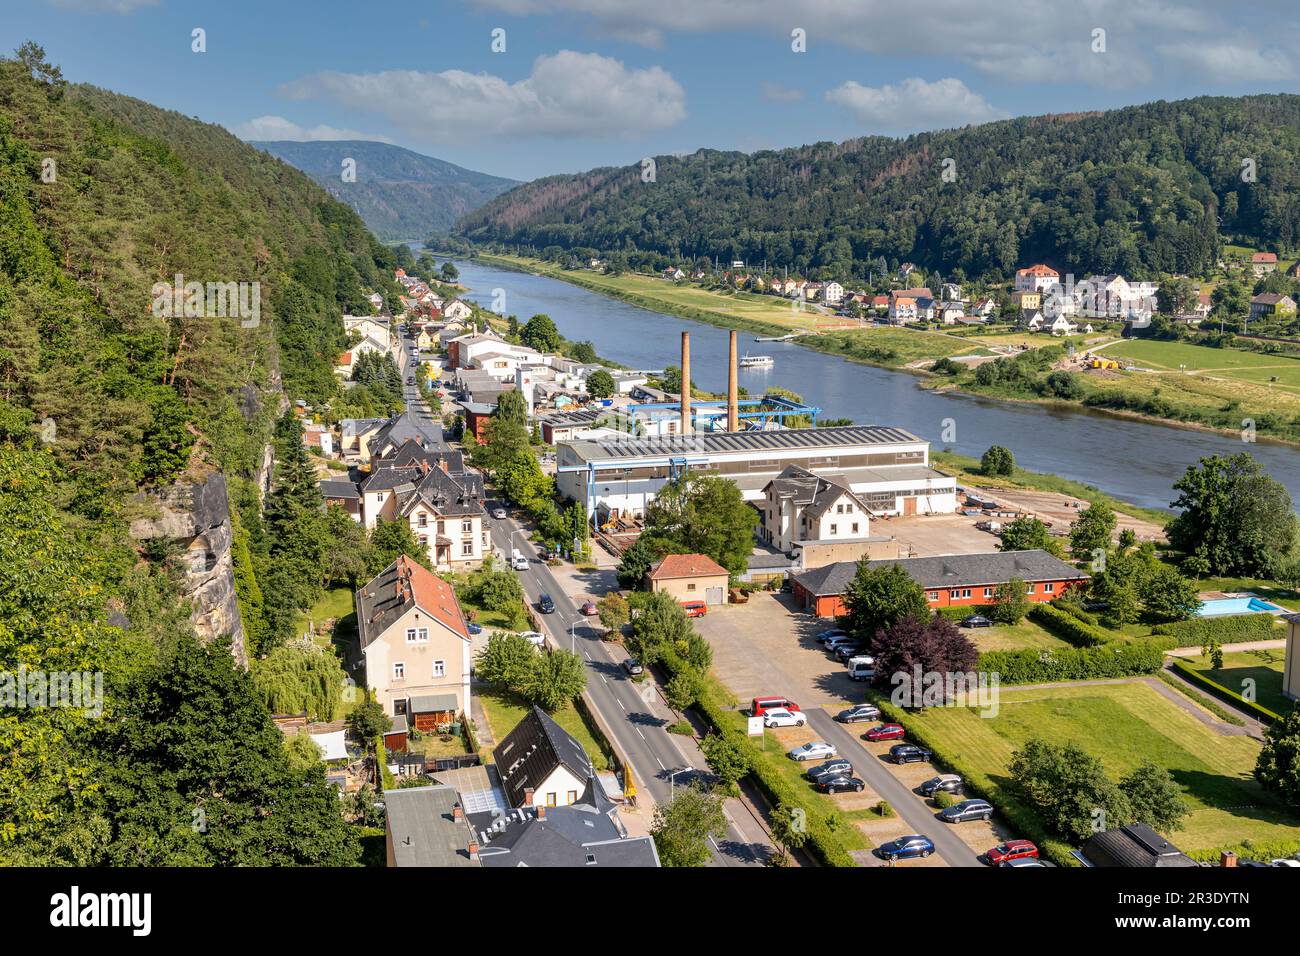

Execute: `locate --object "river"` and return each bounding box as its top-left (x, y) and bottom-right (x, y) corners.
top-left (445, 257), bottom-right (1300, 512)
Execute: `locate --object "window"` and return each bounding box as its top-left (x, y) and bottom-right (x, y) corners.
top-left (393, 662), bottom-right (405, 680)
top-left (546, 792), bottom-right (558, 807)
top-left (417, 514), bottom-right (428, 528)
top-left (1044, 582), bottom-right (1055, 593)
top-left (433, 660), bottom-right (445, 678)
top-left (686, 582), bottom-right (697, 591)
top-left (950, 588), bottom-right (971, 599)
top-left (836, 504), bottom-right (844, 514)
top-left (852, 523), bottom-right (859, 534)
top-left (462, 519), bottom-right (473, 533)
top-left (375, 492), bottom-right (385, 503)
top-left (1026, 583), bottom-right (1036, 593)
top-left (567, 790), bottom-right (578, 803)
top-left (437, 520), bottom-right (445, 534)
top-left (983, 587), bottom-right (994, 598)
top-left (927, 591), bottom-right (939, 601)
top-left (417, 535), bottom-right (427, 547)
top-left (829, 524), bottom-right (838, 535)
top-left (405, 628), bottom-right (429, 643)
top-left (461, 541), bottom-right (474, 557)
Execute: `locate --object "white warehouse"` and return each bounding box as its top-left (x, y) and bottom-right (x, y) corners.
top-left (555, 425), bottom-right (958, 524)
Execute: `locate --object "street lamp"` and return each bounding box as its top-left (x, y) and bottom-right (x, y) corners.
top-left (569, 619), bottom-right (583, 652)
top-left (669, 767), bottom-right (689, 800)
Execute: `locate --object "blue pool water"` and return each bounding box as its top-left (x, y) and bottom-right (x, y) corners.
top-left (1195, 597), bottom-right (1284, 617)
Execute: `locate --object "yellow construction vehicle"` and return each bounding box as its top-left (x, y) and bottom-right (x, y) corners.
top-left (1087, 357), bottom-right (1120, 370)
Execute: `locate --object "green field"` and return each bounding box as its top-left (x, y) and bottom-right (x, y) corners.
top-left (1181, 649), bottom-right (1290, 715)
top-left (908, 681), bottom-right (1300, 852)
top-left (1106, 339), bottom-right (1300, 389)
top-left (971, 619), bottom-right (1076, 653)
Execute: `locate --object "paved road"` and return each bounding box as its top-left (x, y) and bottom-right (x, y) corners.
top-left (806, 709), bottom-right (982, 867)
top-left (485, 510), bottom-right (770, 866)
top-left (396, 331), bottom-right (445, 447)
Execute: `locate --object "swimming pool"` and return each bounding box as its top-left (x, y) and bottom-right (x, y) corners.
top-left (1195, 597), bottom-right (1284, 617)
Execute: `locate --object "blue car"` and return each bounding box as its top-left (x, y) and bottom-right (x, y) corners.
top-left (466, 622), bottom-right (483, 635)
top-left (879, 834), bottom-right (935, 862)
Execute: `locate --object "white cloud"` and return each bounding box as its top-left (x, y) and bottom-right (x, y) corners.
top-left (230, 115), bottom-right (394, 143)
top-left (1156, 39), bottom-right (1295, 83)
top-left (468, 0), bottom-right (1293, 89)
top-left (47, 0), bottom-right (159, 12)
top-left (277, 51), bottom-right (685, 143)
top-left (826, 77), bottom-right (1006, 133)
top-left (761, 82), bottom-right (803, 103)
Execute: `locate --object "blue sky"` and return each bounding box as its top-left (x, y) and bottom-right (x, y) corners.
top-left (5, 0), bottom-right (1300, 180)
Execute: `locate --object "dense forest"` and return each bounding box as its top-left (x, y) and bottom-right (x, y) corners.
top-left (255, 139), bottom-right (519, 242)
top-left (458, 95), bottom-right (1300, 281)
top-left (0, 44), bottom-right (402, 864)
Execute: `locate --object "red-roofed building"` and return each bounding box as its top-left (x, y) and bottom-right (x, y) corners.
top-left (647, 553), bottom-right (730, 605)
top-left (357, 554), bottom-right (472, 721)
top-left (1252, 252), bottom-right (1279, 275)
top-left (1015, 264), bottom-right (1060, 293)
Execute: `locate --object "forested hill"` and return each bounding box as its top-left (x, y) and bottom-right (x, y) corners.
top-left (457, 94), bottom-right (1300, 280)
top-left (254, 139), bottom-right (519, 241)
top-left (0, 47), bottom-right (396, 865)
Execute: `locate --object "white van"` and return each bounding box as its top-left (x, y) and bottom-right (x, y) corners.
top-left (510, 549), bottom-right (529, 571)
top-left (846, 656), bottom-right (876, 682)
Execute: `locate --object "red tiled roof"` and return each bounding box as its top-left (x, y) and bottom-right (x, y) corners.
top-left (1252, 252), bottom-right (1278, 263)
top-left (648, 553), bottom-right (729, 580)
top-left (337, 351), bottom-right (352, 364)
top-left (399, 554), bottom-right (469, 640)
top-left (1016, 263), bottom-right (1059, 277)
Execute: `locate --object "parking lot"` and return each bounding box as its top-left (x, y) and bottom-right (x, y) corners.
top-left (695, 592), bottom-right (1006, 864)
top-left (880, 512), bottom-right (1005, 557)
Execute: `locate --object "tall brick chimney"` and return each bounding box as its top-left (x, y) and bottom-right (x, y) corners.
top-left (727, 329), bottom-right (739, 431)
top-left (680, 331), bottom-right (692, 434)
top-left (523, 787), bottom-right (534, 807)
top-left (1221, 850), bottom-right (1238, 868)
top-left (468, 840), bottom-right (479, 861)
top-left (536, 804), bottom-right (547, 820)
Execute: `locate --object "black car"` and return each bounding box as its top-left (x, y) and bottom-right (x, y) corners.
top-left (834, 704), bottom-right (881, 723)
top-left (537, 593), bottom-right (556, 614)
top-left (815, 774), bottom-right (866, 794)
top-left (961, 614), bottom-right (994, 628)
top-left (889, 744), bottom-right (933, 764)
top-left (805, 758), bottom-right (853, 781)
top-left (834, 642), bottom-right (869, 662)
top-left (918, 774), bottom-right (963, 797)
top-left (405, 376), bottom-right (415, 385)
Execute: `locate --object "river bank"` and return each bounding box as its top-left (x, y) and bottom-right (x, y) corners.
top-left (470, 252), bottom-right (1300, 448)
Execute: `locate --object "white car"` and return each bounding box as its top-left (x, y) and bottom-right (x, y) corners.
top-left (788, 741), bottom-right (838, 762)
top-left (1271, 859), bottom-right (1300, 867)
top-left (519, 631), bottom-right (546, 647)
top-left (763, 708), bottom-right (807, 728)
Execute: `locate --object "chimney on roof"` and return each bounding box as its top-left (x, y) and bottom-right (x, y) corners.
top-left (1220, 850), bottom-right (1238, 868)
top-left (439, 457), bottom-right (449, 474)
top-left (536, 804), bottom-right (547, 820)
top-left (680, 331), bottom-right (692, 435)
top-left (523, 787), bottom-right (535, 807)
top-left (420, 459), bottom-right (430, 475)
top-left (452, 803), bottom-right (463, 821)
top-left (468, 840), bottom-right (479, 861)
top-left (727, 329), bottom-right (739, 432)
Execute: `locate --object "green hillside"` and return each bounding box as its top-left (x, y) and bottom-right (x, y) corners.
top-left (458, 95), bottom-right (1300, 281)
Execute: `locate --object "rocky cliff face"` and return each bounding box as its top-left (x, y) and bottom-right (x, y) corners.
top-left (129, 471), bottom-right (247, 667)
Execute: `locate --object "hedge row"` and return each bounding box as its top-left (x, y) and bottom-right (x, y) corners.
top-left (870, 692), bottom-right (1078, 867)
top-left (1028, 603), bottom-right (1112, 648)
top-left (657, 647), bottom-right (858, 867)
top-left (1168, 658), bottom-right (1283, 724)
top-left (1186, 837), bottom-right (1300, 864)
top-left (1151, 613), bottom-right (1284, 647)
top-left (1155, 669), bottom-right (1246, 727)
top-left (978, 640), bottom-right (1165, 684)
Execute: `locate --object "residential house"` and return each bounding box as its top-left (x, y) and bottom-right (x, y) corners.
top-left (367, 291), bottom-right (384, 312)
top-left (334, 333), bottom-right (389, 375)
top-left (1074, 823), bottom-right (1198, 868)
top-left (472, 774), bottom-right (659, 867)
top-left (646, 553), bottom-right (730, 606)
top-left (1078, 275), bottom-right (1158, 320)
top-left (1252, 252), bottom-right (1279, 275)
top-left (442, 300), bottom-right (473, 323)
top-left (1014, 264), bottom-right (1060, 293)
top-left (758, 464), bottom-right (875, 552)
top-left (356, 554), bottom-right (472, 721)
top-left (494, 705), bottom-right (595, 809)
top-left (889, 288), bottom-right (935, 323)
top-left (1249, 292), bottom-right (1297, 322)
top-left (940, 282), bottom-right (965, 302)
top-left (320, 478), bottom-right (361, 521)
top-left (1010, 290), bottom-right (1041, 312)
top-left (969, 297), bottom-right (996, 319)
top-left (662, 267), bottom-right (685, 280)
top-left (938, 302), bottom-right (966, 325)
top-left (791, 549), bottom-right (1089, 618)
top-left (344, 314), bottom-right (391, 346)
top-left (384, 784), bottom-right (478, 867)
top-left (822, 281), bottom-right (845, 305)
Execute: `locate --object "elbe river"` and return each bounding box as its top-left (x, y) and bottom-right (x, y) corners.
top-left (447, 257), bottom-right (1300, 512)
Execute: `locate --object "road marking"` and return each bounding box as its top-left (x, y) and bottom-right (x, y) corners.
top-left (636, 728), bottom-right (646, 740)
top-left (656, 757), bottom-right (665, 770)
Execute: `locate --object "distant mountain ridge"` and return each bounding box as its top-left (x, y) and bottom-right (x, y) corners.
top-left (254, 139), bottom-right (519, 242)
top-left (456, 94), bottom-right (1300, 281)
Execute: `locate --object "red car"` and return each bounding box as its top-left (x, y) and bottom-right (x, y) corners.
top-left (863, 723), bottom-right (905, 742)
top-left (681, 600), bottom-right (707, 618)
top-left (986, 840), bottom-right (1039, 866)
top-left (580, 601), bottom-right (599, 616)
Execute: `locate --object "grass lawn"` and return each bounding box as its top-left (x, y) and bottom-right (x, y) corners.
top-left (476, 685), bottom-right (610, 772)
top-left (407, 729), bottom-right (471, 759)
top-left (909, 681), bottom-right (1300, 853)
top-left (1180, 649), bottom-right (1291, 716)
top-left (971, 618), bottom-right (1076, 653)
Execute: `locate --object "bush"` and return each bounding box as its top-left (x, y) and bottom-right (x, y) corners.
top-left (873, 801), bottom-right (895, 818)
top-left (978, 640), bottom-right (1165, 684)
top-left (932, 791), bottom-right (956, 809)
top-left (666, 720), bottom-right (694, 736)
top-left (1027, 603), bottom-right (1113, 648)
top-left (1151, 613), bottom-right (1283, 647)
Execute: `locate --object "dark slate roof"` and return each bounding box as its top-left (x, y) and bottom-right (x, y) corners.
top-left (493, 706), bottom-right (594, 809)
top-left (475, 776), bottom-right (659, 867)
top-left (384, 439), bottom-right (465, 475)
top-left (1079, 824), bottom-right (1198, 868)
top-left (320, 478), bottom-right (361, 500)
top-left (396, 466), bottom-right (485, 519)
top-left (1282, 612), bottom-right (1300, 624)
top-left (793, 550), bottom-right (1090, 597)
top-left (384, 784), bottom-right (478, 867)
top-left (763, 464), bottom-right (871, 519)
top-left (568, 424), bottom-right (924, 461)
top-left (361, 465), bottom-right (424, 492)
